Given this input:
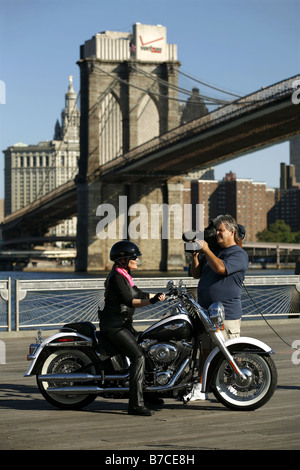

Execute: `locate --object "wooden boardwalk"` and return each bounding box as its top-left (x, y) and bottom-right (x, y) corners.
top-left (0, 320), bottom-right (299, 451)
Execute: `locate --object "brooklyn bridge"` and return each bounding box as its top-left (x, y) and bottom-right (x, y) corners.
top-left (1, 24), bottom-right (300, 271)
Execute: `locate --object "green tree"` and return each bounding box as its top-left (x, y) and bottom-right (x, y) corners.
top-left (256, 220), bottom-right (297, 243)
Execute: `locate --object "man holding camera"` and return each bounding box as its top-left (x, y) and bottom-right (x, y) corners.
top-left (185, 214), bottom-right (249, 402)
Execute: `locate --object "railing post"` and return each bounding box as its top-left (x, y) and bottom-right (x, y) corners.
top-left (7, 277), bottom-right (11, 332)
top-left (0, 278), bottom-right (11, 332)
top-left (15, 279), bottom-right (19, 331)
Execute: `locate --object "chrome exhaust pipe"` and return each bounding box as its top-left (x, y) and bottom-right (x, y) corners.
top-left (37, 372), bottom-right (129, 382)
top-left (47, 383), bottom-right (191, 395)
top-left (47, 386), bottom-right (129, 394)
top-left (43, 358), bottom-right (191, 395)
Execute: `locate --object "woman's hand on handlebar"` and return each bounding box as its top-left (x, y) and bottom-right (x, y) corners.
top-left (149, 293), bottom-right (166, 304)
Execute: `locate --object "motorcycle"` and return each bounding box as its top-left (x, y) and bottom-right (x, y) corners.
top-left (24, 280), bottom-right (277, 411)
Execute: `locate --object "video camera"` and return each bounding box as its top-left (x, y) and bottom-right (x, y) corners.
top-left (182, 221), bottom-right (218, 254)
top-left (182, 221), bottom-right (245, 254)
top-left (182, 231), bottom-right (205, 253)
top-left (182, 231), bottom-right (204, 253)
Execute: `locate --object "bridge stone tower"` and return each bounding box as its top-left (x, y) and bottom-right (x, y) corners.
top-left (76, 24), bottom-right (184, 271)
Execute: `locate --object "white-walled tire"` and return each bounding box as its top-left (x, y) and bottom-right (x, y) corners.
top-left (212, 353), bottom-right (277, 411)
top-left (37, 349), bottom-right (97, 410)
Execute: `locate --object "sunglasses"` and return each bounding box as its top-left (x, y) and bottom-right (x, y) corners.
top-left (129, 255), bottom-right (138, 260)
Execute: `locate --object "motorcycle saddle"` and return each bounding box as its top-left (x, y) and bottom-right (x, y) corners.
top-left (61, 321), bottom-right (119, 358)
top-left (62, 321), bottom-right (97, 339)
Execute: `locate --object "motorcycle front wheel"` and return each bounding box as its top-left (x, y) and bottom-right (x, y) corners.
top-left (37, 349), bottom-right (97, 410)
top-left (212, 352), bottom-right (277, 411)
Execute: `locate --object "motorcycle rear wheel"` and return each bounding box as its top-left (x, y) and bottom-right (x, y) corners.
top-left (212, 352), bottom-right (277, 411)
top-left (37, 349), bottom-right (97, 410)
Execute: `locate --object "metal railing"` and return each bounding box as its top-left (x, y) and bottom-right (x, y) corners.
top-left (9, 275), bottom-right (300, 331)
top-left (0, 278), bottom-right (11, 331)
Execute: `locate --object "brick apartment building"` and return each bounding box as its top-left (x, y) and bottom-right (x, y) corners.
top-left (187, 171), bottom-right (276, 242)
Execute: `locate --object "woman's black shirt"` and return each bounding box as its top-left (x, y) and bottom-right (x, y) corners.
top-left (100, 270), bottom-right (149, 332)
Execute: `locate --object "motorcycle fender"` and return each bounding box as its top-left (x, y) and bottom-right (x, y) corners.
top-left (24, 331), bottom-right (94, 377)
top-left (201, 336), bottom-right (274, 392)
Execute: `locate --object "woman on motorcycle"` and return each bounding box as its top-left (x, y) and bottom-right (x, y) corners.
top-left (100, 240), bottom-right (165, 416)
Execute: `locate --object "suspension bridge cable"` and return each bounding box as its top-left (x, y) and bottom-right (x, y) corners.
top-left (178, 69), bottom-right (242, 98)
top-left (130, 65), bottom-right (230, 105)
top-left (93, 64), bottom-right (223, 106)
top-left (93, 64), bottom-right (263, 106)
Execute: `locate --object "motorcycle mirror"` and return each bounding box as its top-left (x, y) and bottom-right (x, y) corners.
top-left (166, 280), bottom-right (174, 290)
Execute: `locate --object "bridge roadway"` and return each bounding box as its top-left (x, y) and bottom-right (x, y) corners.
top-left (0, 319), bottom-right (299, 451)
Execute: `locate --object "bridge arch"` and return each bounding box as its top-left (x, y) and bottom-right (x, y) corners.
top-left (137, 93), bottom-right (159, 146)
top-left (99, 91), bottom-right (123, 165)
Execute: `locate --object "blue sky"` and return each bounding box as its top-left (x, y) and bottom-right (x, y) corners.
top-left (0, 0), bottom-right (299, 199)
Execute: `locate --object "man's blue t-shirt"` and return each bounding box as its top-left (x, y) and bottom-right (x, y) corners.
top-left (197, 244), bottom-right (249, 320)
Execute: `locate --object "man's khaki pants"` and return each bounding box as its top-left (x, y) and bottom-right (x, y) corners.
top-left (223, 319), bottom-right (241, 340)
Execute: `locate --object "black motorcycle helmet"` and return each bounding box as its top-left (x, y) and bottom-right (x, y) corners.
top-left (110, 240), bottom-right (142, 263)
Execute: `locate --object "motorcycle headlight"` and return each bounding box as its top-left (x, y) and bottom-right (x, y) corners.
top-left (207, 302), bottom-right (225, 325)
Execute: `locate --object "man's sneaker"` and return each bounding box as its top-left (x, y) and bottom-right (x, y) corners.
top-left (183, 383), bottom-right (208, 403)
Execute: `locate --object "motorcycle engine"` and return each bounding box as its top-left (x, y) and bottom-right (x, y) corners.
top-left (141, 339), bottom-right (192, 386)
top-left (148, 343), bottom-right (178, 364)
top-left (147, 343), bottom-right (178, 386)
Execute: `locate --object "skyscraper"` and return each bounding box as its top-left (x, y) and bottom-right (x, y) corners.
top-left (290, 137), bottom-right (300, 184)
top-left (3, 77), bottom-right (80, 238)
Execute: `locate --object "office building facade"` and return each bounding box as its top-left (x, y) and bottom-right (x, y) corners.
top-left (3, 77), bottom-right (80, 238)
top-left (290, 137), bottom-right (300, 184)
